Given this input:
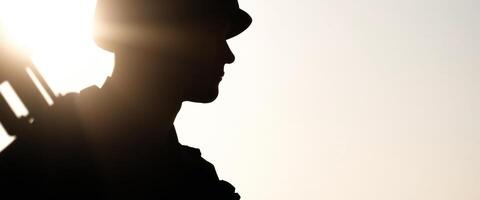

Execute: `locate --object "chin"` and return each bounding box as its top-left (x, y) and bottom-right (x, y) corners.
top-left (185, 87), bottom-right (219, 103)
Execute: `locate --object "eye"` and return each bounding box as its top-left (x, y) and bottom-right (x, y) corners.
top-left (217, 20), bottom-right (230, 37)
top-left (203, 18), bottom-right (229, 37)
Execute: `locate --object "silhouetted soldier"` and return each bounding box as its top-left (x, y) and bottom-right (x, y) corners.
top-left (0, 0), bottom-right (251, 199)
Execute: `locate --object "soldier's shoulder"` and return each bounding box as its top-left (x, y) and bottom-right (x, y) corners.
top-left (179, 144), bottom-right (219, 182)
top-left (37, 86), bottom-right (101, 123)
top-left (178, 145), bottom-right (241, 199)
top-left (50, 85), bottom-right (102, 109)
top-left (25, 87), bottom-right (102, 142)
top-left (180, 145), bottom-right (202, 158)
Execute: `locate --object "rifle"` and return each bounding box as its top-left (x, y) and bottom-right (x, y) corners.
top-left (0, 40), bottom-right (56, 136)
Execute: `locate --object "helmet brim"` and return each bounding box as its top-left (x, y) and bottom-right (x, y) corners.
top-left (226, 9), bottom-right (252, 39)
top-left (94, 9), bottom-right (252, 51)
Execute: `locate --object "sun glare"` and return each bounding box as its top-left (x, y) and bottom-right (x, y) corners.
top-left (0, 0), bottom-right (114, 95)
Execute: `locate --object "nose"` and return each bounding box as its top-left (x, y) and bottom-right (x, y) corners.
top-left (224, 42), bottom-right (235, 64)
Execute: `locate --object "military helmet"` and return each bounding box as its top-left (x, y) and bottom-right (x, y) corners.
top-left (94, 0), bottom-right (252, 51)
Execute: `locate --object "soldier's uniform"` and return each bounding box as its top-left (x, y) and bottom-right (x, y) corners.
top-left (0, 85), bottom-right (240, 199)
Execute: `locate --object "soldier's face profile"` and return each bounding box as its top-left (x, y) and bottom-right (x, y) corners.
top-left (139, 17), bottom-right (235, 103)
top-left (179, 18), bottom-right (235, 103)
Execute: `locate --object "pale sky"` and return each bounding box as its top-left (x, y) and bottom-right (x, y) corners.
top-left (1, 0), bottom-right (480, 199)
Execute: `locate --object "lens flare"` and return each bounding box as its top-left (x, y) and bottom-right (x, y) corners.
top-left (0, 0), bottom-right (114, 95)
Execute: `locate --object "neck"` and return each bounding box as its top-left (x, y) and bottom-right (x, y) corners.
top-left (101, 53), bottom-right (183, 127)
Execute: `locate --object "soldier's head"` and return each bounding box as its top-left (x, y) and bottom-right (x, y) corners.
top-left (94, 0), bottom-right (251, 103)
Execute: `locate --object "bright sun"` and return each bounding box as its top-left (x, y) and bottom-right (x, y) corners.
top-left (0, 0), bottom-right (114, 95)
